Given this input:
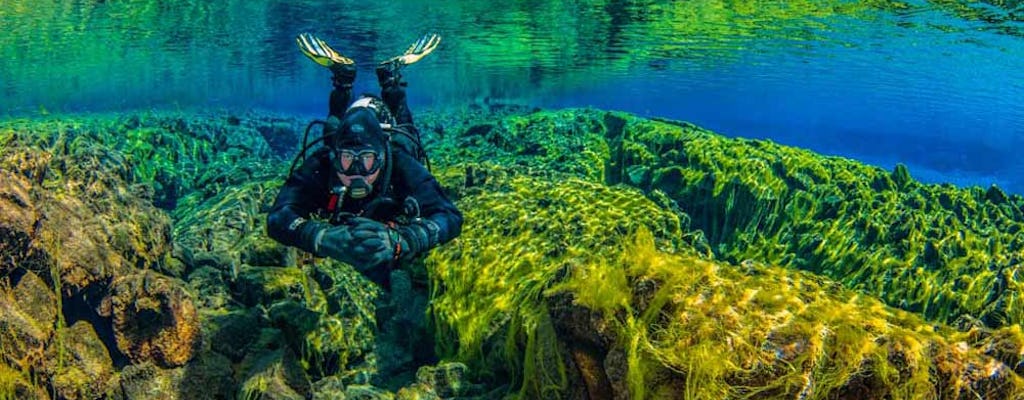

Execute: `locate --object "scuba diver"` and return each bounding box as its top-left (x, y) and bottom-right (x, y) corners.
top-left (267, 33), bottom-right (462, 286)
top-left (266, 33), bottom-right (462, 383)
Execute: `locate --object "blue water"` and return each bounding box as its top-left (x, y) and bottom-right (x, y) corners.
top-left (3, 0), bottom-right (1023, 192)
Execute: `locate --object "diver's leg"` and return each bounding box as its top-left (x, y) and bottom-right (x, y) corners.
top-left (329, 64), bottom-right (356, 120)
top-left (376, 63), bottom-right (413, 125)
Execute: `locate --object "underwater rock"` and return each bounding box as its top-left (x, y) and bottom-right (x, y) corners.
top-left (547, 292), bottom-right (616, 399)
top-left (0, 362), bottom-right (49, 399)
top-left (305, 261), bottom-right (382, 381)
top-left (46, 321), bottom-right (117, 400)
top-left (109, 271), bottom-right (201, 368)
top-left (243, 234), bottom-right (297, 268)
top-left (0, 270), bottom-right (56, 369)
top-left (173, 178), bottom-right (286, 276)
top-left (233, 265), bottom-right (306, 307)
top-left (0, 170), bottom-right (45, 276)
top-left (0, 140), bottom-right (173, 294)
top-left (119, 362), bottom-right (184, 400)
top-left (179, 349), bottom-right (237, 399)
top-left (394, 383), bottom-right (440, 400)
top-left (428, 175), bottom-right (695, 398)
top-left (187, 266), bottom-right (232, 310)
top-left (238, 328), bottom-right (311, 400)
top-left (256, 118), bottom-right (302, 158)
top-left (206, 307), bottom-right (262, 362)
top-left (428, 158), bottom-right (1024, 398)
top-left (312, 375), bottom-right (348, 400)
top-left (344, 384), bottom-right (394, 399)
top-left (566, 108), bottom-right (1024, 329)
top-left (413, 362), bottom-right (484, 398)
top-left (118, 350), bottom-right (234, 400)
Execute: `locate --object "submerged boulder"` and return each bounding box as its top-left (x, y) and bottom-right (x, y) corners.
top-left (118, 350), bottom-right (235, 400)
top-left (0, 270), bottom-right (56, 369)
top-left (109, 271), bottom-right (201, 368)
top-left (0, 139), bottom-right (172, 293)
top-left (0, 170), bottom-right (45, 277)
top-left (45, 321), bottom-right (117, 400)
top-left (237, 329), bottom-right (311, 400)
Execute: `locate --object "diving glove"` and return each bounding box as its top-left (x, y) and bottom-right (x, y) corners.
top-left (393, 218), bottom-right (441, 262)
top-left (308, 219), bottom-right (382, 270)
top-left (350, 217), bottom-right (441, 264)
top-left (350, 218), bottom-right (406, 266)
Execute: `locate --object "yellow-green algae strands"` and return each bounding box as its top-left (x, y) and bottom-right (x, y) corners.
top-left (427, 170), bottom-right (1024, 399)
top-left (612, 113), bottom-right (1024, 328)
top-left (431, 108), bottom-right (1024, 330)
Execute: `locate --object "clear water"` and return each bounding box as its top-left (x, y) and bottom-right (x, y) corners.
top-left (3, 0), bottom-right (1023, 192)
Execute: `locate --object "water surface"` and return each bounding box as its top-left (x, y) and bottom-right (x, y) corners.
top-left (2, 0), bottom-right (1022, 191)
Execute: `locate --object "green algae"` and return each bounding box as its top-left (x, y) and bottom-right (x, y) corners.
top-left (440, 107), bottom-right (1024, 331)
top-left (4, 107), bottom-right (1024, 398)
top-left (606, 113), bottom-right (1024, 328)
top-left (427, 174), bottom-right (699, 397)
top-left (427, 168), bottom-right (1024, 398)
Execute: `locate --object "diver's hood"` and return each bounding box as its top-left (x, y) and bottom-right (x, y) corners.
top-left (335, 106), bottom-right (388, 150)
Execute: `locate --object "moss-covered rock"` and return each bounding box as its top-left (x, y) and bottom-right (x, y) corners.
top-left (110, 271), bottom-right (201, 368)
top-left (204, 307), bottom-right (262, 362)
top-left (187, 266), bottom-right (232, 310)
top-left (237, 329), bottom-right (310, 400)
top-left (433, 108), bottom-right (1024, 331)
top-left (46, 321), bottom-right (117, 400)
top-left (412, 362), bottom-right (484, 398)
top-left (117, 350), bottom-right (234, 400)
top-left (599, 111), bottom-right (1024, 328)
top-left (312, 375), bottom-right (348, 400)
top-left (0, 171), bottom-right (46, 277)
top-left (0, 271), bottom-right (56, 370)
top-left (173, 177), bottom-right (286, 276)
top-left (0, 135), bottom-right (173, 292)
top-left (428, 174), bottom-right (698, 397)
top-left (0, 362), bottom-right (48, 400)
top-left (234, 265), bottom-right (307, 307)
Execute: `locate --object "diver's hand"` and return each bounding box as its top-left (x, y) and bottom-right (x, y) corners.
top-left (296, 33), bottom-right (355, 69)
top-left (314, 222), bottom-right (379, 269)
top-left (349, 217), bottom-right (404, 266)
top-left (380, 33), bottom-right (441, 68)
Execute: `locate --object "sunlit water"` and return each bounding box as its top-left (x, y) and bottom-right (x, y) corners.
top-left (2, 0), bottom-right (1023, 192)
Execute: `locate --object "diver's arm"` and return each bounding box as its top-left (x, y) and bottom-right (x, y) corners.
top-left (393, 152), bottom-right (463, 247)
top-left (266, 156), bottom-right (331, 253)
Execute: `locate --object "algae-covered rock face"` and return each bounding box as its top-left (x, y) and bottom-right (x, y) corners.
top-left (0, 271), bottom-right (56, 370)
top-left (0, 141), bottom-right (173, 293)
top-left (429, 168), bottom-right (1024, 399)
top-left (46, 321), bottom-right (117, 400)
top-left (421, 108), bottom-right (1024, 398)
top-left (603, 112), bottom-right (1024, 328)
top-left (0, 171), bottom-right (44, 276)
top-left (110, 271), bottom-right (201, 368)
